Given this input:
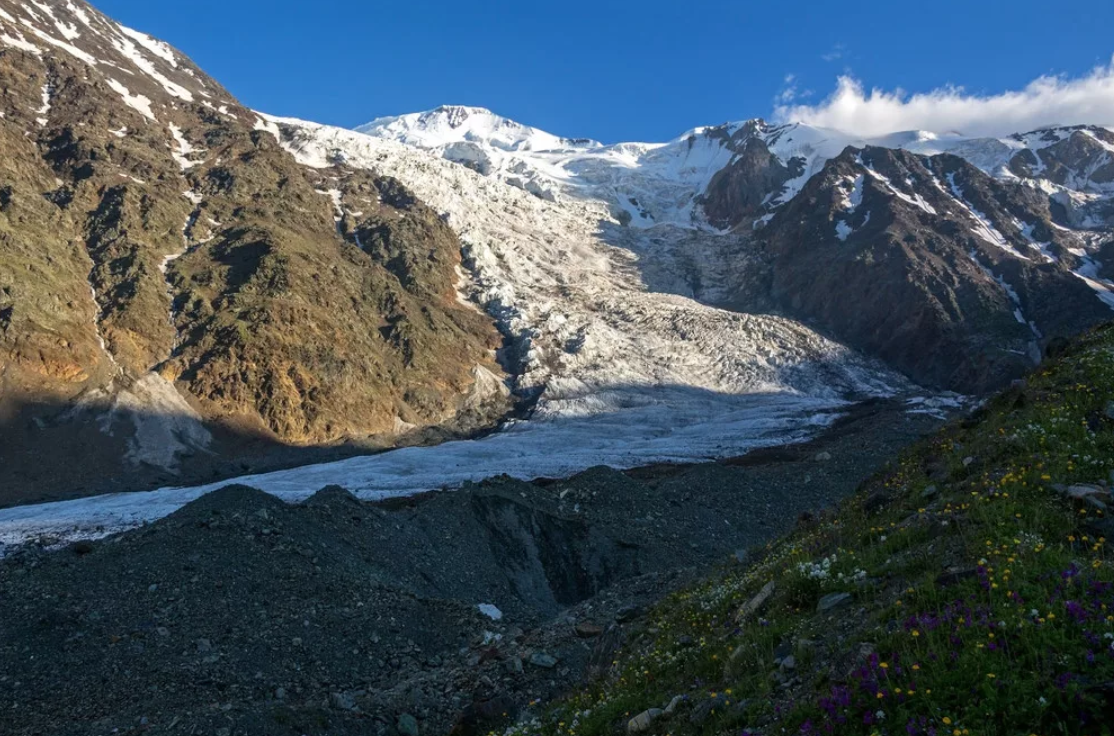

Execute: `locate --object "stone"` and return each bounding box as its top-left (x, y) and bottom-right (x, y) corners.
top-left (664, 695), bottom-right (685, 715)
top-left (963, 456), bottom-right (976, 467)
top-left (330, 691), bottom-right (357, 711)
top-left (779, 655), bottom-right (797, 671)
top-left (736, 580), bottom-right (776, 623)
top-left (817, 592), bottom-right (852, 613)
top-left (616, 605), bottom-right (642, 623)
top-left (275, 687), bottom-right (287, 701)
top-left (725, 643), bottom-right (748, 678)
top-left (921, 485), bottom-right (939, 500)
top-left (71, 541), bottom-right (95, 556)
top-left (1051, 483), bottom-right (1111, 511)
top-left (689, 694), bottom-right (729, 726)
top-left (574, 622), bottom-right (604, 638)
top-left (862, 491), bottom-right (892, 514)
top-left (528, 652), bottom-right (558, 669)
top-left (195, 639), bottom-right (212, 654)
top-left (585, 625), bottom-right (624, 680)
top-left (453, 694), bottom-right (518, 735)
top-left (1105, 401), bottom-right (1114, 421)
top-left (1062, 484), bottom-right (1110, 506)
top-left (798, 638), bottom-right (820, 653)
top-left (814, 451), bottom-right (832, 462)
top-left (397, 713), bottom-right (420, 736)
top-left (936, 567), bottom-right (978, 587)
top-left (627, 708), bottom-right (663, 733)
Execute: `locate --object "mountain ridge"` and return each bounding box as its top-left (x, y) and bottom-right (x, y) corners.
top-left (355, 103), bottom-right (1114, 231)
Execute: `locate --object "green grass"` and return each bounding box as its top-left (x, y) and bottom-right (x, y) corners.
top-left (504, 324), bottom-right (1114, 736)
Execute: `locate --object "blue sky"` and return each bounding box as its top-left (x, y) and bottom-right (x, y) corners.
top-left (94, 0), bottom-right (1114, 143)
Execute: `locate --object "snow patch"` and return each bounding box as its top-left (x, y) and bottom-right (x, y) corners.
top-left (28, 0), bottom-right (80, 41)
top-left (946, 173), bottom-right (1029, 260)
top-left (1071, 254), bottom-right (1114, 310)
top-left (117, 25), bottom-right (178, 67)
top-left (22, 20), bottom-right (96, 65)
top-left (168, 123), bottom-right (202, 169)
top-left (864, 164), bottom-right (937, 215)
top-left (105, 78), bottom-right (155, 121)
top-left (0, 31), bottom-right (41, 55)
top-left (109, 31), bottom-right (193, 102)
top-left (968, 251), bottom-right (1042, 361)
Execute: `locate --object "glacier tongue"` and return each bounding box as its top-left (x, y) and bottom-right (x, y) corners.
top-left (0, 391), bottom-right (848, 552)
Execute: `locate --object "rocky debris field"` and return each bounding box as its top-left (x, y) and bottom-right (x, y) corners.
top-left (0, 401), bottom-right (944, 736)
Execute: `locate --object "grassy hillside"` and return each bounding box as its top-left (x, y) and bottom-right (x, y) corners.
top-left (507, 325), bottom-right (1114, 736)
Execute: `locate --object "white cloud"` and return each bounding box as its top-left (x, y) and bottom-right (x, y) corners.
top-left (775, 74), bottom-right (813, 106)
top-left (773, 59), bottom-right (1114, 138)
top-left (775, 74), bottom-right (798, 105)
top-left (821, 44), bottom-right (845, 63)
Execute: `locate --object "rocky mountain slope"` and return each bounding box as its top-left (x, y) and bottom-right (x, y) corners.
top-left (737, 146), bottom-right (1113, 393)
top-left (0, 0), bottom-right (509, 502)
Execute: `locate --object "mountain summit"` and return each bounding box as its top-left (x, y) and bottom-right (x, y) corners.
top-left (357, 104), bottom-right (601, 152)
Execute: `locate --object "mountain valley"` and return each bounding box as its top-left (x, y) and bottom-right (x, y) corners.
top-left (2, 3), bottom-right (1114, 734)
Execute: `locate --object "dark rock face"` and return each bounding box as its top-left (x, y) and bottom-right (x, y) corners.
top-left (701, 135), bottom-right (795, 230)
top-left (725, 147), bottom-right (1112, 394)
top-left (0, 0), bottom-right (508, 496)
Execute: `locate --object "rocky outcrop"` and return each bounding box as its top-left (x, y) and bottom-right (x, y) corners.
top-left (698, 122), bottom-right (800, 230)
top-left (700, 135), bottom-right (797, 230)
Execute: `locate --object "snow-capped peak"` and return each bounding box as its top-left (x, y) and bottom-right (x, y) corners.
top-left (356, 104), bottom-right (600, 153)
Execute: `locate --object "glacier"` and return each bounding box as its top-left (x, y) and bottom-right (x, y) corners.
top-left (0, 111), bottom-right (915, 551)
